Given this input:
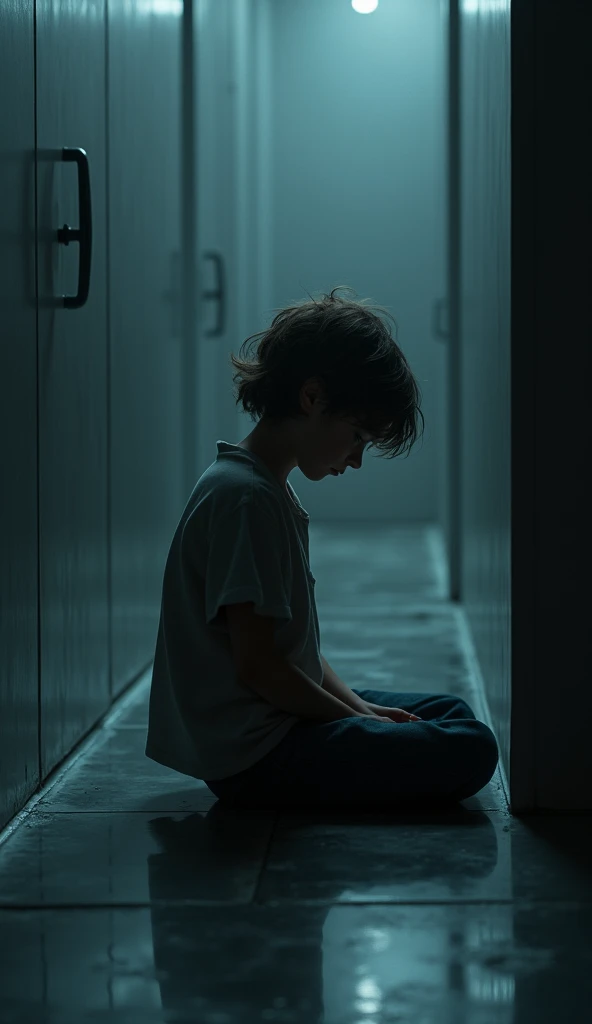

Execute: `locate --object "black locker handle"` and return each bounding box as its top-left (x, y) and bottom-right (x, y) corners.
top-left (202, 250), bottom-right (226, 336)
top-left (57, 147), bottom-right (93, 309)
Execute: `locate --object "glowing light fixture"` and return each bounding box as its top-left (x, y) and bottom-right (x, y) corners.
top-left (352, 0), bottom-right (379, 13)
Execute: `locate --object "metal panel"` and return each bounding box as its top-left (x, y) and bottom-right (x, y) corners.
top-left (442, 0), bottom-right (462, 602)
top-left (460, 2), bottom-right (512, 798)
top-left (233, 0), bottom-right (269, 429)
top-left (194, 0), bottom-right (241, 480)
top-left (108, 0), bottom-right (185, 697)
top-left (36, 0), bottom-right (110, 777)
top-left (0, 0), bottom-right (40, 828)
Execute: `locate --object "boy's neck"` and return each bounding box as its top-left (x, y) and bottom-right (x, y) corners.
top-left (237, 420), bottom-right (297, 490)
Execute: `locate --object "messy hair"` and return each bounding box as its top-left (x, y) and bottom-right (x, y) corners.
top-left (229, 285), bottom-right (424, 459)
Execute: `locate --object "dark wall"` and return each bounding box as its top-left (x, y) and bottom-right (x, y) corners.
top-left (510, 0), bottom-right (592, 809)
top-left (459, 0), bottom-right (592, 809)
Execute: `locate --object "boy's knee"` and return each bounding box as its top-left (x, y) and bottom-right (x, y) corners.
top-left (446, 698), bottom-right (499, 776)
top-left (450, 694), bottom-right (477, 719)
top-left (431, 716), bottom-right (498, 801)
top-left (464, 721), bottom-right (499, 792)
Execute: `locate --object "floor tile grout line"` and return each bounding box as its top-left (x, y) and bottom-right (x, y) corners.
top-left (0, 900), bottom-right (588, 911)
top-left (19, 806), bottom-right (507, 815)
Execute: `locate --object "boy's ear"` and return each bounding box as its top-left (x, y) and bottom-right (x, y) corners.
top-left (300, 378), bottom-right (325, 411)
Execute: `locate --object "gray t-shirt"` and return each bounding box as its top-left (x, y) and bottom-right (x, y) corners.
top-left (145, 440), bottom-right (322, 780)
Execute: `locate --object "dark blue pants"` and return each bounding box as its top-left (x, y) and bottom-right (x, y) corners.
top-left (204, 689), bottom-right (499, 809)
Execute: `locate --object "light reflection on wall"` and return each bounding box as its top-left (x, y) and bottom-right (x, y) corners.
top-left (462, 0), bottom-right (510, 14)
top-left (131, 0), bottom-right (183, 17)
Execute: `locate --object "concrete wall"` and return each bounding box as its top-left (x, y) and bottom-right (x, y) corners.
top-left (459, 0), bottom-right (512, 798)
top-left (263, 0), bottom-right (447, 522)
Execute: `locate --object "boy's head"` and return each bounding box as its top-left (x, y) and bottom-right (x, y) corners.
top-left (230, 286), bottom-right (424, 482)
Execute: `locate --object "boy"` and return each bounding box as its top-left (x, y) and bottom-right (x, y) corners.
top-left (145, 287), bottom-right (498, 809)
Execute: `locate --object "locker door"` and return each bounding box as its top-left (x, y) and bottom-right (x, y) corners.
top-left (36, 0), bottom-right (109, 775)
top-left (109, 1), bottom-right (185, 696)
top-left (0, 0), bottom-right (40, 828)
top-left (195, 0), bottom-right (239, 478)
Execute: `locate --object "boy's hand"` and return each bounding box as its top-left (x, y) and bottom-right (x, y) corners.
top-left (363, 701), bottom-right (422, 723)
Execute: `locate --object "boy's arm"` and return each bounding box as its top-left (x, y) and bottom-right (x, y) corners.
top-left (225, 603), bottom-right (363, 721)
top-left (320, 655), bottom-right (369, 713)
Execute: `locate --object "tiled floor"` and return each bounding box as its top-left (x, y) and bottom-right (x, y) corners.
top-left (1, 524), bottom-right (591, 1022)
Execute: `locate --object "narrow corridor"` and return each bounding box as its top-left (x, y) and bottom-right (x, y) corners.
top-left (0, 525), bottom-right (590, 1021)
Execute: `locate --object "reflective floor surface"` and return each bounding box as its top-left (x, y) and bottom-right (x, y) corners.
top-left (1, 525), bottom-right (591, 1022)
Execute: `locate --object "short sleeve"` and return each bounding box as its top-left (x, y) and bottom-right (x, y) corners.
top-left (203, 499), bottom-right (292, 630)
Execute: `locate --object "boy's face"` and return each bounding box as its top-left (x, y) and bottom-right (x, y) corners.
top-left (297, 382), bottom-right (382, 481)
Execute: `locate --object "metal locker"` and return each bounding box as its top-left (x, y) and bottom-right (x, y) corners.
top-left (36, 0), bottom-right (110, 777)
